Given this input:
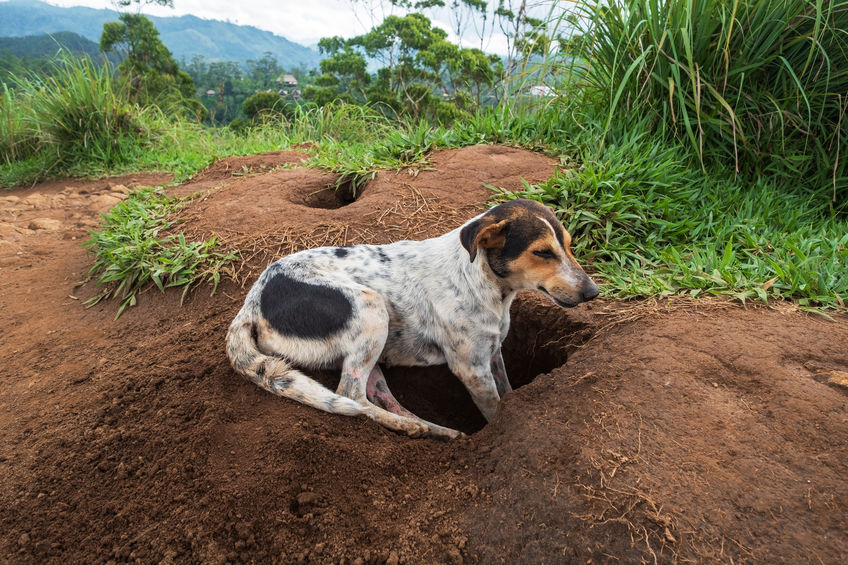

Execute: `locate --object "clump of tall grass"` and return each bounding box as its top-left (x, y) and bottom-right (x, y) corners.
top-left (0, 83), bottom-right (39, 163)
top-left (564, 0), bottom-right (848, 206)
top-left (289, 102), bottom-right (395, 145)
top-left (26, 56), bottom-right (139, 168)
top-left (1, 53), bottom-right (158, 184)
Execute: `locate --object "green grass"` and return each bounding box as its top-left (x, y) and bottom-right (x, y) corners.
top-left (307, 119), bottom-right (458, 195)
top-left (562, 0), bottom-right (848, 205)
top-left (68, 97), bottom-right (848, 313)
top-left (495, 113), bottom-right (848, 310)
top-left (84, 186), bottom-right (236, 318)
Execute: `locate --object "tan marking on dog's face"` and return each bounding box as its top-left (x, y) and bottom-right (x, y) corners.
top-left (478, 199), bottom-right (598, 307)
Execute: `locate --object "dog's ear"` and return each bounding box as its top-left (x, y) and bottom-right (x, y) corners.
top-left (460, 218), bottom-right (508, 262)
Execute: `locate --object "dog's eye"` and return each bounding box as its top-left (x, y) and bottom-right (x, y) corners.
top-left (533, 249), bottom-right (556, 259)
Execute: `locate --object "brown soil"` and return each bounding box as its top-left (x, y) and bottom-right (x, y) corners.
top-left (1, 145), bottom-right (846, 565)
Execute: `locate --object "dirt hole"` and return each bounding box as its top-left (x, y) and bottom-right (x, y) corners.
top-left (310, 298), bottom-right (592, 435)
top-left (301, 181), bottom-right (357, 209)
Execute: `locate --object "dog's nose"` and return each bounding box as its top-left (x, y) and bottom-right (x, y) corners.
top-left (581, 280), bottom-right (599, 302)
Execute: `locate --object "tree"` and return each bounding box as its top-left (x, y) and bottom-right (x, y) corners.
top-left (357, 0), bottom-right (490, 49)
top-left (246, 52), bottom-right (281, 91)
top-left (100, 12), bottom-right (200, 115)
top-left (307, 13), bottom-right (499, 122)
top-left (494, 1), bottom-right (551, 75)
top-left (303, 37), bottom-right (370, 105)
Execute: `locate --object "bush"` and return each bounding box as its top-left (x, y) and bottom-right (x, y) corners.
top-left (2, 54), bottom-right (145, 174)
top-left (242, 90), bottom-right (291, 121)
top-left (566, 0), bottom-right (848, 205)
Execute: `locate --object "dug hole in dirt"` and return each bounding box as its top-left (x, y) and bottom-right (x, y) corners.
top-left (1, 145), bottom-right (846, 564)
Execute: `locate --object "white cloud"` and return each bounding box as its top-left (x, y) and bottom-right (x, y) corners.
top-left (41, 0), bottom-right (399, 45)
top-left (35, 0), bottom-right (562, 54)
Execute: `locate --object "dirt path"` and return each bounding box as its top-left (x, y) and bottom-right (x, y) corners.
top-left (1, 146), bottom-right (846, 564)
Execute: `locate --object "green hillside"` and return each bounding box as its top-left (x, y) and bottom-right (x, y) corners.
top-left (0, 0), bottom-right (320, 68)
top-left (0, 31), bottom-right (100, 58)
top-left (0, 31), bottom-right (121, 81)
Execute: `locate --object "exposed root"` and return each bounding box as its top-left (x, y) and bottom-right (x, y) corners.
top-left (571, 408), bottom-right (684, 563)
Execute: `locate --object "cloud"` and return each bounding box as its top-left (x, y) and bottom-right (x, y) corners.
top-left (40, 0), bottom-right (547, 53)
top-left (43, 0), bottom-right (391, 45)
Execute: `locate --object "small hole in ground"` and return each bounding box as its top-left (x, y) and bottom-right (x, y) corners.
top-left (306, 296), bottom-right (592, 436)
top-left (385, 296), bottom-right (593, 435)
top-left (301, 181), bottom-right (357, 209)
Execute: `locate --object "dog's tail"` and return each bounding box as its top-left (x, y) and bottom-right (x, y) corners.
top-left (225, 316), bottom-right (366, 417)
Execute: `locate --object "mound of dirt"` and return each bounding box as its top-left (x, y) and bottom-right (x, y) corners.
top-left (1, 146), bottom-right (846, 564)
top-left (177, 145), bottom-right (560, 282)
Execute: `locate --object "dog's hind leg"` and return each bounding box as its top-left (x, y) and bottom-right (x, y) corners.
top-left (367, 404), bottom-right (462, 440)
top-left (365, 365), bottom-right (415, 418)
top-left (335, 288), bottom-right (389, 404)
top-left (361, 367), bottom-right (463, 440)
top-left (340, 363), bottom-right (462, 440)
top-left (334, 289), bottom-right (462, 440)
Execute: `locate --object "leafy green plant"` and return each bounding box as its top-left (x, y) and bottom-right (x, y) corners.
top-left (565, 0), bottom-right (848, 205)
top-left (84, 186), bottom-right (236, 318)
top-left (497, 125), bottom-right (848, 309)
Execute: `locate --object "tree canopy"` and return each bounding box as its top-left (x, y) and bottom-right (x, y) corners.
top-left (100, 12), bottom-right (201, 117)
top-left (304, 13), bottom-right (502, 122)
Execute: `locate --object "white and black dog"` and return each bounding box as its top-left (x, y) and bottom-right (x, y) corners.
top-left (226, 199), bottom-right (598, 439)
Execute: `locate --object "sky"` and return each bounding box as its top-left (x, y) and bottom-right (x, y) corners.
top-left (38, 0), bottom-right (556, 53)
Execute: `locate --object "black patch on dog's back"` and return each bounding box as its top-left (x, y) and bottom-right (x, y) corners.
top-left (260, 273), bottom-right (352, 339)
top-left (334, 247), bottom-right (349, 258)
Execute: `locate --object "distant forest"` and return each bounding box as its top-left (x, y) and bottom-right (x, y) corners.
top-left (0, 0), bottom-right (320, 67)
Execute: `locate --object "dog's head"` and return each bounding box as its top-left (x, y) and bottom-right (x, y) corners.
top-left (459, 199), bottom-right (598, 307)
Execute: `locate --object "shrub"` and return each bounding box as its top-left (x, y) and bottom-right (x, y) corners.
top-left (566, 0), bottom-right (848, 205)
top-left (242, 90), bottom-right (291, 121)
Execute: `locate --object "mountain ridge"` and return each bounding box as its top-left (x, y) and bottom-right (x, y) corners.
top-left (0, 0), bottom-right (320, 68)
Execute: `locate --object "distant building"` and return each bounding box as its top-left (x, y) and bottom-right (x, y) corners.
top-left (276, 74), bottom-right (298, 87)
top-left (529, 85), bottom-right (554, 97)
top-left (205, 89), bottom-right (217, 96)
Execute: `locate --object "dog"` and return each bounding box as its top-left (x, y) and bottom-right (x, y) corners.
top-left (226, 199), bottom-right (598, 440)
